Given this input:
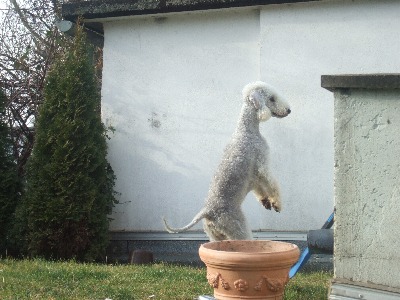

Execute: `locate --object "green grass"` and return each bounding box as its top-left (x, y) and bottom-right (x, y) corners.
top-left (285, 270), bottom-right (332, 300)
top-left (0, 259), bottom-right (332, 299)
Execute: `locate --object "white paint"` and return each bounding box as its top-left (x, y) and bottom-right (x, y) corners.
top-left (102, 9), bottom-right (260, 231)
top-left (101, 0), bottom-right (400, 233)
top-left (259, 0), bottom-right (400, 230)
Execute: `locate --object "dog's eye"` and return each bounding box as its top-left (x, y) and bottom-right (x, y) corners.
top-left (270, 97), bottom-right (275, 103)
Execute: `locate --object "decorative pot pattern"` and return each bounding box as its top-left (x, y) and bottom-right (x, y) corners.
top-left (254, 275), bottom-right (289, 292)
top-left (234, 279), bottom-right (249, 292)
top-left (207, 272), bottom-right (230, 290)
top-left (199, 240), bottom-right (300, 300)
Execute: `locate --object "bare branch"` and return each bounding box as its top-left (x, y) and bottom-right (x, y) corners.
top-left (0, 62), bottom-right (19, 80)
top-left (9, 0), bottom-right (48, 49)
top-left (1, 0), bottom-right (65, 176)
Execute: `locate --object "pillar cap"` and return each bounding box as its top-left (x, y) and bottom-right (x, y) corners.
top-left (321, 74), bottom-right (400, 92)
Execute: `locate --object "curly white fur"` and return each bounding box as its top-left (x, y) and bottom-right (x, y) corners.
top-left (163, 81), bottom-right (291, 241)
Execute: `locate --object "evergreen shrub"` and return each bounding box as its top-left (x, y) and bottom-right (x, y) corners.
top-left (23, 25), bottom-right (117, 261)
top-left (0, 89), bottom-right (20, 254)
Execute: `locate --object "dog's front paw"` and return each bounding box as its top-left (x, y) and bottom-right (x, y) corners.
top-left (271, 200), bottom-right (281, 212)
top-left (261, 197), bottom-right (272, 210)
top-left (261, 197), bottom-right (281, 212)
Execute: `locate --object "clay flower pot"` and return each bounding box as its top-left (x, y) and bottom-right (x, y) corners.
top-left (199, 240), bottom-right (300, 300)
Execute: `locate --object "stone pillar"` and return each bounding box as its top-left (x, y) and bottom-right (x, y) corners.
top-left (322, 74), bottom-right (400, 299)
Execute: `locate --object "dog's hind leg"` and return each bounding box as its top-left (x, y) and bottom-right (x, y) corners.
top-left (204, 209), bottom-right (253, 241)
top-left (203, 219), bottom-right (228, 241)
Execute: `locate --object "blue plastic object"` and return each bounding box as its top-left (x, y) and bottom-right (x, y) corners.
top-left (289, 212), bottom-right (334, 278)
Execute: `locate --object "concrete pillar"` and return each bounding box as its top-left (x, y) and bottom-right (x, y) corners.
top-left (322, 74), bottom-right (400, 299)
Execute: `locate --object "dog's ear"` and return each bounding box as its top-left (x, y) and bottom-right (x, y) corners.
top-left (248, 89), bottom-right (263, 109)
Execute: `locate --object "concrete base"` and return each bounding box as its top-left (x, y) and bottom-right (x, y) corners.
top-left (106, 231), bottom-right (309, 265)
top-left (106, 236), bottom-right (332, 271)
top-left (329, 281), bottom-right (400, 300)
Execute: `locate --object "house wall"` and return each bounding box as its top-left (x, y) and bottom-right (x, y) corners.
top-left (101, 0), bottom-right (400, 234)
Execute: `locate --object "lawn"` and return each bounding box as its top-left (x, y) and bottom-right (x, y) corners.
top-left (0, 259), bottom-right (332, 299)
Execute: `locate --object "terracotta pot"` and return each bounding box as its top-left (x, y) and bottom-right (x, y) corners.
top-left (199, 240), bottom-right (300, 300)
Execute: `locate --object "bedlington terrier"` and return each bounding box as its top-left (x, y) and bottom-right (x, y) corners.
top-left (163, 81), bottom-right (291, 241)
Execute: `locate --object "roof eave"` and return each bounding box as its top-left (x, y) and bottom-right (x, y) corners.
top-left (60, 0), bottom-right (321, 46)
top-left (62, 0), bottom-right (321, 23)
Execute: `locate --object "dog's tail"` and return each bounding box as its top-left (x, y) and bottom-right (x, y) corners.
top-left (163, 208), bottom-right (207, 233)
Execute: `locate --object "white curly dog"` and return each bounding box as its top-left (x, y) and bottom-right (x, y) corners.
top-left (164, 81), bottom-right (291, 241)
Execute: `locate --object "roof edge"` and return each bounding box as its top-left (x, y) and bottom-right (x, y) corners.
top-left (62, 0), bottom-right (321, 22)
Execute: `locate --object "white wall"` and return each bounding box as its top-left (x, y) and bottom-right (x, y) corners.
top-left (101, 0), bottom-right (400, 233)
top-left (259, 0), bottom-right (400, 229)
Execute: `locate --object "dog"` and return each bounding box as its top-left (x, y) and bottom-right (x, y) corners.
top-left (163, 81), bottom-right (291, 241)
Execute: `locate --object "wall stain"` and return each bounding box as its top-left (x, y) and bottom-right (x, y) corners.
top-left (148, 112), bottom-right (161, 128)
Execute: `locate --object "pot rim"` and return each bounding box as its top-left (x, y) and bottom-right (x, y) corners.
top-left (199, 240), bottom-right (300, 268)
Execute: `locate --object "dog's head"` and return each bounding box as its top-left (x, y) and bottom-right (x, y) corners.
top-left (242, 81), bottom-right (291, 122)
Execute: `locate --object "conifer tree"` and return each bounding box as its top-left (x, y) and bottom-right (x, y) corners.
top-left (23, 25), bottom-right (117, 261)
top-left (0, 89), bottom-right (20, 254)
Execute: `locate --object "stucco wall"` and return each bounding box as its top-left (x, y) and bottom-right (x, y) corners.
top-left (334, 88), bottom-right (400, 289)
top-left (101, 0), bottom-right (400, 233)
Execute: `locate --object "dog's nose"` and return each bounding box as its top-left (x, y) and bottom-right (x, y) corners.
top-left (287, 108), bottom-right (291, 114)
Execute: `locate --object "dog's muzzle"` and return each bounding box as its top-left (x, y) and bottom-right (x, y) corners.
top-left (272, 108), bottom-right (291, 118)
